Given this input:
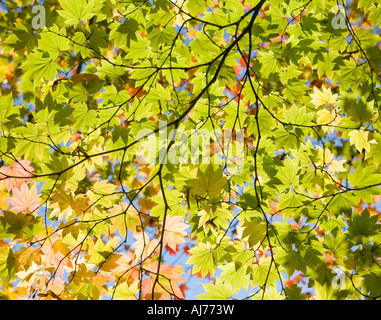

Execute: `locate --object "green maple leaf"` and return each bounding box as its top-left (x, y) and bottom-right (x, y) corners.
top-left (38, 27), bottom-right (70, 59)
top-left (196, 279), bottom-right (234, 300)
top-left (219, 261), bottom-right (250, 293)
top-left (284, 283), bottom-right (307, 300)
top-left (5, 23), bottom-right (39, 52)
top-left (188, 164), bottom-right (227, 199)
top-left (240, 217), bottom-right (267, 248)
top-left (109, 18), bottom-right (139, 47)
top-left (58, 0), bottom-right (95, 25)
top-left (317, 52), bottom-right (340, 79)
top-left (14, 122), bottom-right (47, 161)
top-left (125, 36), bottom-right (151, 62)
top-left (191, 32), bottom-right (219, 57)
top-left (251, 256), bottom-right (278, 287)
top-left (72, 32), bottom-right (93, 58)
top-left (257, 51), bottom-right (282, 77)
top-left (0, 247), bottom-right (17, 287)
top-left (111, 281), bottom-right (139, 300)
top-left (363, 273), bottom-right (381, 298)
top-left (366, 45), bottom-right (381, 73)
top-left (328, 192), bottom-right (359, 214)
top-left (150, 189), bottom-right (187, 219)
top-left (276, 157), bottom-right (300, 189)
top-left (98, 57), bottom-right (126, 82)
top-left (279, 64), bottom-right (302, 84)
top-left (19, 50), bottom-right (59, 85)
top-left (88, 180), bottom-right (118, 208)
top-left (87, 238), bottom-right (114, 265)
top-left (186, 0), bottom-right (213, 15)
top-left (323, 234), bottom-right (348, 259)
top-left (0, 94), bottom-right (19, 129)
top-left (348, 165), bottom-right (381, 188)
top-left (283, 81), bottom-right (309, 103)
top-left (277, 249), bottom-right (307, 278)
top-left (71, 103), bottom-right (98, 132)
top-left (252, 286), bottom-right (283, 300)
top-left (98, 85), bottom-right (130, 105)
top-left (337, 92), bottom-right (374, 124)
top-left (347, 209), bottom-right (380, 244)
top-left (0, 211), bottom-right (35, 240)
top-left (148, 26), bottom-right (176, 50)
top-left (338, 60), bottom-right (362, 90)
top-left (283, 105), bottom-right (313, 126)
top-left (186, 242), bottom-right (217, 277)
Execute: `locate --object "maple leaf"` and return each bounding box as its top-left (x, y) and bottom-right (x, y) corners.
top-left (4, 0), bottom-right (381, 302)
top-left (186, 242), bottom-right (217, 278)
top-left (0, 158), bottom-right (35, 191)
top-left (107, 203), bottom-right (141, 237)
top-left (165, 244), bottom-right (179, 255)
top-left (87, 179), bottom-right (118, 207)
top-left (102, 252), bottom-right (137, 279)
top-left (348, 129), bottom-right (377, 152)
top-left (16, 262), bottom-right (49, 290)
top-left (41, 239), bottom-right (73, 277)
top-left (58, 0), bottom-right (95, 26)
top-left (0, 183), bottom-right (9, 210)
top-left (188, 164), bottom-right (227, 199)
top-left (131, 232), bottom-right (159, 261)
top-left (46, 277), bottom-right (65, 296)
top-left (316, 108), bottom-right (342, 133)
top-left (141, 262), bottom-right (185, 299)
top-left (141, 273), bottom-right (163, 300)
top-left (197, 279), bottom-right (234, 300)
top-left (163, 216), bottom-right (188, 252)
top-left (7, 183), bottom-right (41, 214)
top-left (48, 188), bottom-right (76, 220)
top-left (112, 280), bottom-right (139, 300)
top-left (48, 189), bottom-right (89, 220)
top-left (310, 86), bottom-right (338, 107)
top-left (237, 217), bottom-right (266, 248)
top-left (328, 159), bottom-right (347, 174)
top-left (316, 147), bottom-right (347, 174)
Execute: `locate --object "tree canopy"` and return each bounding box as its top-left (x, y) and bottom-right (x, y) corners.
top-left (1, 0), bottom-right (381, 300)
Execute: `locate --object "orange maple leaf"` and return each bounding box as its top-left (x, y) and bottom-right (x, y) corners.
top-left (0, 158), bottom-right (35, 191)
top-left (131, 232), bottom-right (159, 260)
top-left (41, 239), bottom-right (73, 277)
top-left (7, 183), bottom-right (42, 213)
top-left (141, 263), bottom-right (185, 299)
top-left (163, 216), bottom-right (188, 252)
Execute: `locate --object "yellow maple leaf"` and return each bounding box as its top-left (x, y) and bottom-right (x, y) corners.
top-left (316, 108), bottom-right (342, 133)
top-left (328, 159), bottom-right (347, 173)
top-left (131, 232), bottom-right (159, 261)
top-left (310, 86), bottom-right (338, 107)
top-left (163, 216), bottom-right (188, 251)
top-left (87, 180), bottom-right (118, 207)
top-left (48, 188), bottom-right (76, 220)
top-left (348, 129), bottom-right (377, 152)
top-left (107, 203), bottom-right (141, 238)
top-left (316, 147), bottom-right (334, 166)
top-left (316, 147), bottom-right (347, 173)
top-left (0, 183), bottom-right (9, 211)
top-left (48, 188), bottom-right (89, 220)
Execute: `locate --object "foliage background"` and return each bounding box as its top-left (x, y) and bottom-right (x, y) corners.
top-left (1, 0), bottom-right (381, 300)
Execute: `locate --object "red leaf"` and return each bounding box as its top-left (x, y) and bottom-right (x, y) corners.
top-left (165, 244), bottom-right (179, 255)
